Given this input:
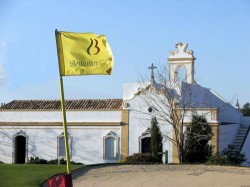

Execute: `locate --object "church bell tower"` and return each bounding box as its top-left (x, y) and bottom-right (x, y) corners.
top-left (168, 43), bottom-right (195, 84)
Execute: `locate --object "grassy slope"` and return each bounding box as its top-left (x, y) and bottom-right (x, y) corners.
top-left (0, 164), bottom-right (83, 187)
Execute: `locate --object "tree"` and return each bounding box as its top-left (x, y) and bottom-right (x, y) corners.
top-left (183, 114), bottom-right (212, 163)
top-left (150, 117), bottom-right (163, 161)
top-left (241, 103), bottom-right (250, 116)
top-left (135, 63), bottom-right (195, 163)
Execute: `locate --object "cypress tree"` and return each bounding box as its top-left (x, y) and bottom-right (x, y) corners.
top-left (150, 117), bottom-right (163, 161)
top-left (183, 114), bottom-right (212, 163)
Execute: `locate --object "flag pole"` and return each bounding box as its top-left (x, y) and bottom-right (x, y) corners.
top-left (59, 76), bottom-right (71, 174)
top-left (55, 29), bottom-right (71, 173)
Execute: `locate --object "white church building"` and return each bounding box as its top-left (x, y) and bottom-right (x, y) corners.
top-left (0, 43), bottom-right (250, 165)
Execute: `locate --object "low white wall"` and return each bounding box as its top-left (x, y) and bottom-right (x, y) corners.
top-left (183, 109), bottom-right (218, 123)
top-left (0, 126), bottom-right (121, 165)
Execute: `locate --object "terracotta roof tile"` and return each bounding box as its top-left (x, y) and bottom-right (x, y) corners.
top-left (0, 99), bottom-right (123, 110)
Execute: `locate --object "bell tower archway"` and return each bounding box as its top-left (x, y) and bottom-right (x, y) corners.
top-left (168, 43), bottom-right (195, 84)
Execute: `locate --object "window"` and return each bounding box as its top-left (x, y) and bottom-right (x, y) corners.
top-left (57, 133), bottom-right (72, 162)
top-left (103, 131), bottom-right (119, 160)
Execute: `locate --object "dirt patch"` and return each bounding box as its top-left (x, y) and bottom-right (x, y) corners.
top-left (73, 164), bottom-right (250, 187)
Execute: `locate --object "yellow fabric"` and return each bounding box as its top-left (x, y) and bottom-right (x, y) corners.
top-left (55, 31), bottom-right (113, 76)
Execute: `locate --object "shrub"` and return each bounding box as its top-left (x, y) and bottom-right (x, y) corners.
top-left (207, 154), bottom-right (230, 165)
top-left (52, 158), bottom-right (66, 165)
top-left (47, 159), bottom-right (59, 165)
top-left (27, 157), bottom-right (83, 165)
top-left (207, 145), bottom-right (247, 165)
top-left (121, 153), bottom-right (162, 163)
top-left (221, 145), bottom-right (246, 165)
top-left (27, 157), bottom-right (48, 164)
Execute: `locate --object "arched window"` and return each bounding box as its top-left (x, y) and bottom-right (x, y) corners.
top-left (175, 65), bottom-right (187, 82)
top-left (13, 131), bottom-right (28, 164)
top-left (57, 133), bottom-right (72, 163)
top-left (103, 131), bottom-right (119, 160)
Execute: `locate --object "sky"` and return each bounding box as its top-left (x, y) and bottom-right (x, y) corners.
top-left (0, 0), bottom-right (250, 106)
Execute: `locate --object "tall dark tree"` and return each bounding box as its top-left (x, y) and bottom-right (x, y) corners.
top-left (150, 117), bottom-right (163, 161)
top-left (241, 103), bottom-right (250, 116)
top-left (183, 114), bottom-right (212, 163)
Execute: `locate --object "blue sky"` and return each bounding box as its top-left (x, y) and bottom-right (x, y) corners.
top-left (0, 0), bottom-right (250, 106)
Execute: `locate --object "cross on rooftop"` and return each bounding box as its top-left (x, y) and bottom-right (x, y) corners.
top-left (148, 63), bottom-right (157, 84)
top-left (236, 99), bottom-right (240, 109)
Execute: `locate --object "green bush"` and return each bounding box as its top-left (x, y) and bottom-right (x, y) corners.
top-left (47, 158), bottom-right (59, 165)
top-left (121, 153), bottom-right (162, 163)
top-left (27, 157), bottom-right (83, 165)
top-left (50, 158), bottom-right (66, 165)
top-left (207, 154), bottom-right (231, 165)
top-left (207, 145), bottom-right (247, 165)
top-left (28, 157), bottom-right (48, 164)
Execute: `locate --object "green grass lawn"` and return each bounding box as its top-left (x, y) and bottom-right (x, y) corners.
top-left (0, 164), bottom-right (83, 187)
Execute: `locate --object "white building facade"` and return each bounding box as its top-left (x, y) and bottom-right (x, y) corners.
top-left (0, 43), bottom-right (250, 165)
top-left (0, 100), bottom-right (129, 165)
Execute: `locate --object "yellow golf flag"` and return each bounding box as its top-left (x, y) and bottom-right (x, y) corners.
top-left (55, 30), bottom-right (114, 76)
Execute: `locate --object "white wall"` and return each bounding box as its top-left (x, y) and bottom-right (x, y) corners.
top-left (0, 111), bottom-right (122, 123)
top-left (241, 131), bottom-right (250, 166)
top-left (219, 124), bottom-right (239, 152)
top-left (0, 125), bottom-right (121, 165)
top-left (241, 117), bottom-right (250, 126)
top-left (123, 83), bottom-right (142, 101)
top-left (182, 83), bottom-right (242, 124)
top-left (127, 93), bottom-right (173, 163)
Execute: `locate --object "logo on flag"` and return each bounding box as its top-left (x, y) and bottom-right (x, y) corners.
top-left (87, 38), bottom-right (100, 55)
top-left (55, 30), bottom-right (114, 76)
